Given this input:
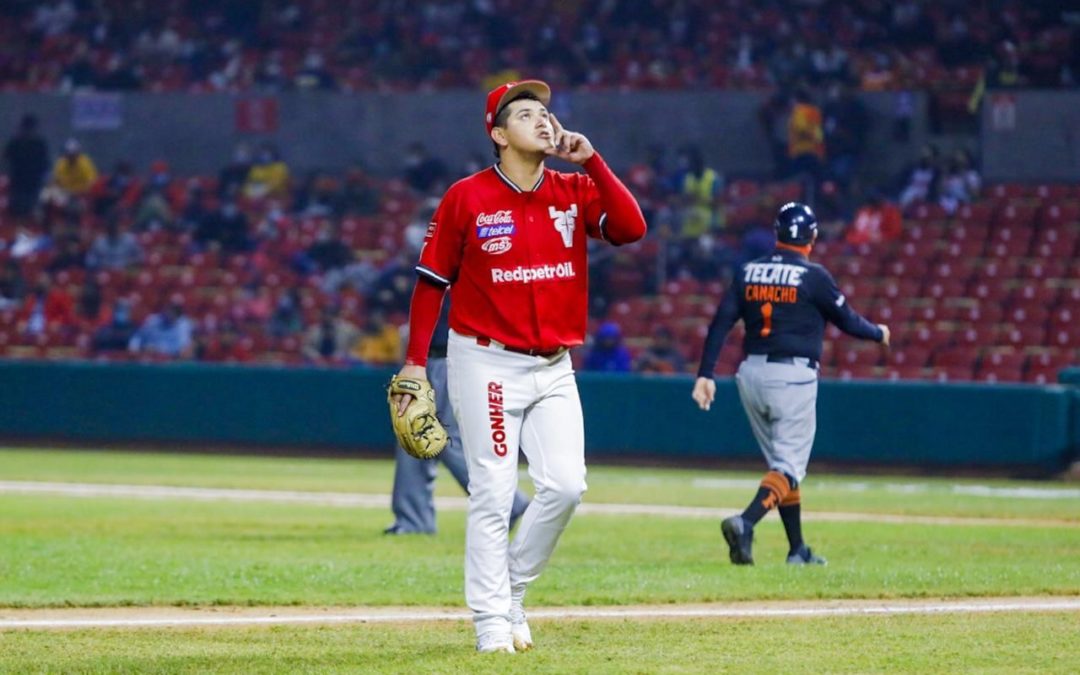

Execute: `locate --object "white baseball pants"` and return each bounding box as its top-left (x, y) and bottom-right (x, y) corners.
top-left (447, 330), bottom-right (586, 637)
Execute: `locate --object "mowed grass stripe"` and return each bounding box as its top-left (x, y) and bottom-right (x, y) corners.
top-left (0, 480), bottom-right (1074, 528)
top-left (2, 597), bottom-right (1078, 630)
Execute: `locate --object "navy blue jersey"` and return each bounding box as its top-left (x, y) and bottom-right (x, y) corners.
top-left (697, 248), bottom-right (883, 377)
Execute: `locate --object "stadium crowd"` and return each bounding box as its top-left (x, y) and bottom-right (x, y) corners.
top-left (1, 0), bottom-right (1078, 95)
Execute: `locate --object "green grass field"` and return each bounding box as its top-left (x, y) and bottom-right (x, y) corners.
top-left (0, 447), bottom-right (1077, 672)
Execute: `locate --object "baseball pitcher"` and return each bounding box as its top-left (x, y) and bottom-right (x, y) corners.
top-left (392, 79), bottom-right (646, 653)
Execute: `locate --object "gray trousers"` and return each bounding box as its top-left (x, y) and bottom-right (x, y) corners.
top-left (390, 357), bottom-right (530, 533)
top-left (734, 354), bottom-right (818, 484)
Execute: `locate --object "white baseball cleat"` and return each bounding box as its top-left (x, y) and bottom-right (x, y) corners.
top-left (476, 631), bottom-right (515, 654)
top-left (510, 606), bottom-right (534, 652)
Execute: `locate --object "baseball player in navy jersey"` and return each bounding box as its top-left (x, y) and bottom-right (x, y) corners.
top-left (692, 202), bottom-right (889, 566)
top-left (391, 80), bottom-right (646, 653)
top-left (385, 300), bottom-right (530, 535)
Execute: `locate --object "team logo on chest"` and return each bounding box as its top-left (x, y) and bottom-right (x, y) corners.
top-left (549, 204), bottom-right (577, 248)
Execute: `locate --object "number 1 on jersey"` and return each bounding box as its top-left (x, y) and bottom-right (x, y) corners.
top-left (760, 302), bottom-right (773, 337)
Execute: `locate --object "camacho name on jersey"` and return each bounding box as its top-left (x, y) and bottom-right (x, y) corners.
top-left (743, 262), bottom-right (805, 304)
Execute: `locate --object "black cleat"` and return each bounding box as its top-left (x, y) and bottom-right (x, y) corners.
top-left (786, 544), bottom-right (827, 566)
top-left (721, 516), bottom-right (754, 565)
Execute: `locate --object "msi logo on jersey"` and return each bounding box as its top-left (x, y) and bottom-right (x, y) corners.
top-left (481, 236), bottom-right (513, 255)
top-left (549, 204), bottom-right (577, 248)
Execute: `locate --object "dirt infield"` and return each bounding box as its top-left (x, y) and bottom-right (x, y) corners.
top-left (1, 597), bottom-right (1078, 630)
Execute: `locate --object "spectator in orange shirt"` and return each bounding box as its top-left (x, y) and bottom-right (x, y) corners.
top-left (846, 192), bottom-right (902, 246)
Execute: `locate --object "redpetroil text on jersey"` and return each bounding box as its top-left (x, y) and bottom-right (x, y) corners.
top-left (491, 262), bottom-right (575, 284)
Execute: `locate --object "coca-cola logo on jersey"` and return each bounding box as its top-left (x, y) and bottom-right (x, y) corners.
top-left (481, 236), bottom-right (513, 255)
top-left (476, 211), bottom-right (517, 240)
top-left (476, 210), bottom-right (513, 227)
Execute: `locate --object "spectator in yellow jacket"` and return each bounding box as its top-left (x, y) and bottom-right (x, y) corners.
top-left (52, 138), bottom-right (99, 199)
top-left (352, 309), bottom-right (402, 365)
top-left (243, 142), bottom-right (290, 200)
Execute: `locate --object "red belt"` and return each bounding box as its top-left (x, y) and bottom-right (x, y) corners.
top-left (475, 336), bottom-right (566, 358)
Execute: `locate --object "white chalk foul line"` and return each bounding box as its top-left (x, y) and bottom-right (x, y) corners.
top-left (0, 481), bottom-right (1075, 528)
top-left (2, 598), bottom-right (1079, 630)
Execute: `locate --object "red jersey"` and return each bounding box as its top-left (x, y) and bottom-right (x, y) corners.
top-left (413, 153), bottom-right (645, 355)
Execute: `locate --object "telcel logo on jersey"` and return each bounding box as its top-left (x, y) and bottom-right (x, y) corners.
top-left (481, 236), bottom-right (513, 255)
top-left (491, 262), bottom-right (575, 284)
top-left (476, 211), bottom-right (516, 239)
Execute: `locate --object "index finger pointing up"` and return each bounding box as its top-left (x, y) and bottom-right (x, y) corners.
top-left (549, 113), bottom-right (564, 134)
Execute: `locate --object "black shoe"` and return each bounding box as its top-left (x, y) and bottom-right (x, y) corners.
top-left (383, 524), bottom-right (404, 535)
top-left (721, 516), bottom-right (754, 565)
top-left (786, 544), bottom-right (827, 566)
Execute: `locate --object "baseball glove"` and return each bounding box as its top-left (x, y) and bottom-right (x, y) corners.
top-left (387, 375), bottom-right (448, 460)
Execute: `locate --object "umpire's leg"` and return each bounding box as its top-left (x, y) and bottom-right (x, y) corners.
top-left (389, 445), bottom-right (438, 533)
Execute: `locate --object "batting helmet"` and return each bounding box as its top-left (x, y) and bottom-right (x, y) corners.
top-left (774, 202), bottom-right (818, 245)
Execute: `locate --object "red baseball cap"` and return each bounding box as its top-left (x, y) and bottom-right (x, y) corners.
top-left (485, 80), bottom-right (551, 135)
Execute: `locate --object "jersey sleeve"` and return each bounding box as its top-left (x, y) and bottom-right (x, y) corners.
top-left (416, 186), bottom-right (466, 286)
top-left (810, 267), bottom-right (884, 341)
top-left (580, 152), bottom-right (647, 245)
top-left (696, 280), bottom-right (742, 378)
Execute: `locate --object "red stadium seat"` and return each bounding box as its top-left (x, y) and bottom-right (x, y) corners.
top-left (946, 223), bottom-right (985, 243)
top-left (883, 365), bottom-right (926, 381)
top-left (928, 366), bottom-right (975, 382)
top-left (1020, 259), bottom-right (1068, 280)
top-left (939, 239), bottom-right (985, 259)
top-left (930, 259), bottom-right (976, 281)
top-left (880, 278), bottom-right (920, 300)
top-left (923, 279), bottom-right (967, 300)
top-left (1048, 326), bottom-right (1080, 349)
top-left (904, 222), bottom-right (947, 243)
top-left (970, 280), bottom-right (1012, 304)
top-left (834, 364), bottom-right (879, 381)
top-left (974, 258), bottom-right (1021, 281)
top-left (1000, 325), bottom-right (1047, 348)
top-left (982, 349), bottom-right (1026, 370)
top-left (1032, 226), bottom-right (1080, 258)
top-left (838, 346), bottom-right (882, 368)
top-left (976, 365), bottom-right (1024, 383)
top-left (1034, 184), bottom-right (1072, 202)
top-left (910, 203), bottom-right (949, 221)
top-left (986, 239), bottom-right (1032, 259)
top-left (886, 258), bottom-right (930, 279)
top-left (953, 202), bottom-right (994, 226)
top-left (873, 303), bottom-right (913, 324)
top-left (933, 345), bottom-right (979, 368)
top-left (1025, 366), bottom-right (1061, 384)
top-left (897, 239), bottom-right (938, 260)
top-left (888, 345), bottom-right (930, 368)
top-left (987, 183), bottom-right (1031, 202)
top-left (955, 324), bottom-right (999, 346)
top-left (1006, 303), bottom-right (1051, 326)
top-left (1038, 203), bottom-right (1080, 229)
top-left (994, 203), bottom-right (1039, 229)
top-left (1049, 307), bottom-right (1076, 332)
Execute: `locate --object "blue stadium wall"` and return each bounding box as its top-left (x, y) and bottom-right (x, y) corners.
top-left (0, 362), bottom-right (1076, 471)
